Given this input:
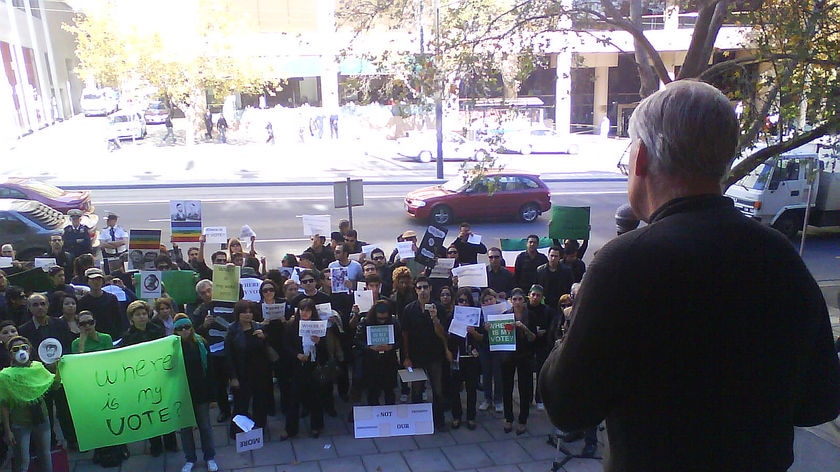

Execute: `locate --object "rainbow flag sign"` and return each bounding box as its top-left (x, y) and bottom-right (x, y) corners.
top-left (170, 200), bottom-right (202, 243)
top-left (128, 229), bottom-right (162, 270)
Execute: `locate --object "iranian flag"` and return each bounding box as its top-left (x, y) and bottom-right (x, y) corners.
top-left (499, 237), bottom-right (554, 271)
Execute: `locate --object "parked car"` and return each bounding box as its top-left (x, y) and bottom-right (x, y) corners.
top-left (0, 178), bottom-right (94, 214)
top-left (500, 127), bottom-right (579, 155)
top-left (0, 199), bottom-right (99, 261)
top-left (80, 87), bottom-right (119, 117)
top-left (144, 100), bottom-right (171, 124)
top-left (109, 110), bottom-right (147, 139)
top-left (404, 170), bottom-right (551, 225)
top-left (397, 131), bottom-right (492, 163)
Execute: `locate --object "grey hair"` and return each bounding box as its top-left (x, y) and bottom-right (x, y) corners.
top-left (27, 292), bottom-right (48, 307)
top-left (195, 279), bottom-right (213, 293)
top-left (628, 80), bottom-right (738, 182)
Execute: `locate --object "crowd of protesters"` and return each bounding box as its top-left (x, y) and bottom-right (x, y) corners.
top-left (0, 214), bottom-right (596, 471)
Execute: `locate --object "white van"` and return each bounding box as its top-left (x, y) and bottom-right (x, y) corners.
top-left (80, 88), bottom-right (119, 116)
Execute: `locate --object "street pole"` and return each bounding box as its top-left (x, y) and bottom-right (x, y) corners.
top-left (435, 1), bottom-right (444, 179)
top-left (345, 177), bottom-right (354, 230)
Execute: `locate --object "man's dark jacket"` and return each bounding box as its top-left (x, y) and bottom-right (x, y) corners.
top-left (540, 195), bottom-right (840, 472)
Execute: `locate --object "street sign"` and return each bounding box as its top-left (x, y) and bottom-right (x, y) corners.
top-left (334, 179), bottom-right (364, 208)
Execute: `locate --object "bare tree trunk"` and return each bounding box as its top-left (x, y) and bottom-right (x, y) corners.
top-left (630, 0), bottom-right (660, 97)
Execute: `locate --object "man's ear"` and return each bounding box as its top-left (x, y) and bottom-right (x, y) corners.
top-left (634, 141), bottom-right (649, 177)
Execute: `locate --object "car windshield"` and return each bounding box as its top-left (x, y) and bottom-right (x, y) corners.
top-left (739, 162), bottom-right (773, 190)
top-left (441, 177), bottom-right (469, 192)
top-left (149, 102), bottom-right (166, 110)
top-left (18, 180), bottom-right (64, 198)
top-left (111, 115), bottom-right (130, 123)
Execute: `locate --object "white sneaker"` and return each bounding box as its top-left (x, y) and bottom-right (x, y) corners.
top-left (207, 459), bottom-right (219, 472)
top-left (478, 401), bottom-right (490, 411)
top-left (494, 402), bottom-right (503, 412)
top-left (536, 402), bottom-right (545, 411)
top-left (181, 463), bottom-right (194, 472)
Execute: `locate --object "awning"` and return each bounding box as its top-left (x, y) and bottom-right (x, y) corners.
top-left (270, 56), bottom-right (322, 79)
top-left (339, 57), bottom-right (379, 75)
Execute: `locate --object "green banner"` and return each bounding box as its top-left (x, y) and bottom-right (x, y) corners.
top-left (212, 264), bottom-right (240, 302)
top-left (548, 206), bottom-right (591, 240)
top-left (134, 270), bottom-right (199, 305)
top-left (486, 313), bottom-right (516, 352)
top-left (59, 336), bottom-right (196, 451)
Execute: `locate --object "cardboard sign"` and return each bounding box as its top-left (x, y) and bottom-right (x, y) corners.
top-left (301, 215), bottom-right (331, 237)
top-left (128, 230), bottom-right (162, 271)
top-left (34, 258), bottom-right (56, 270)
top-left (240, 277), bottom-right (262, 302)
top-left (487, 313), bottom-right (516, 351)
top-left (353, 403), bottom-right (434, 438)
top-left (203, 227), bottom-right (227, 244)
top-left (330, 267), bottom-right (349, 293)
top-left (428, 258), bottom-right (454, 279)
top-left (354, 290), bottom-right (374, 313)
top-left (414, 225), bottom-right (448, 267)
top-left (451, 263), bottom-right (488, 288)
top-left (299, 320), bottom-right (328, 337)
top-left (236, 428), bottom-right (264, 453)
top-left (212, 265), bottom-right (240, 302)
top-left (453, 305), bottom-right (481, 326)
top-left (139, 271), bottom-right (162, 299)
top-left (262, 303), bottom-right (285, 321)
top-left (170, 200), bottom-right (202, 243)
top-left (366, 324), bottom-right (395, 346)
top-left (549, 205), bottom-right (591, 240)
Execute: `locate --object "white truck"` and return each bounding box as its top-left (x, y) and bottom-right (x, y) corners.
top-left (725, 144), bottom-right (840, 238)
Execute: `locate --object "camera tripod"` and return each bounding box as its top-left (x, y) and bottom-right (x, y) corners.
top-left (546, 428), bottom-right (602, 471)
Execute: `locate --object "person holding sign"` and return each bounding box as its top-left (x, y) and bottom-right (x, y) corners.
top-left (173, 314), bottom-right (218, 472)
top-left (352, 300), bottom-right (401, 406)
top-left (447, 288), bottom-right (485, 430)
top-left (281, 298), bottom-right (329, 439)
top-left (494, 288), bottom-right (537, 435)
top-left (224, 300), bottom-right (273, 439)
top-left (117, 300), bottom-right (177, 456)
top-left (0, 336), bottom-right (59, 472)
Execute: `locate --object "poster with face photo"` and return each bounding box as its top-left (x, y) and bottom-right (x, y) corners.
top-left (128, 230), bottom-right (162, 271)
top-left (171, 200), bottom-right (202, 243)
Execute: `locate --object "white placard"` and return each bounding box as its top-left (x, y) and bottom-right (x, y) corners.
top-left (481, 301), bottom-right (510, 319)
top-left (396, 241), bottom-right (414, 259)
top-left (240, 277), bottom-right (262, 302)
top-left (447, 319), bottom-right (468, 338)
top-left (262, 303), bottom-right (285, 321)
top-left (203, 226), bottom-right (227, 244)
top-left (232, 414), bottom-right (255, 432)
top-left (34, 258), bottom-right (56, 270)
top-left (366, 324), bottom-right (395, 345)
top-left (139, 271), bottom-right (162, 299)
top-left (354, 290), bottom-right (375, 313)
top-left (301, 215), bottom-right (331, 237)
top-left (361, 245), bottom-right (378, 257)
top-left (239, 225), bottom-right (256, 240)
top-left (236, 428), bottom-right (263, 453)
top-left (487, 313), bottom-right (517, 352)
top-left (467, 233), bottom-right (482, 245)
top-left (331, 267), bottom-right (349, 293)
top-left (353, 403), bottom-right (434, 438)
top-left (348, 252), bottom-right (363, 262)
top-left (397, 368), bottom-right (428, 383)
top-left (299, 320), bottom-right (328, 337)
top-left (315, 303), bottom-right (333, 319)
top-left (0, 257), bottom-right (12, 268)
top-left (102, 284), bottom-right (127, 301)
top-left (450, 263), bottom-right (488, 288)
top-left (453, 305), bottom-right (481, 326)
top-left (429, 258), bottom-right (455, 278)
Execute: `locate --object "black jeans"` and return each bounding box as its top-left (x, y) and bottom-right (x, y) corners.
top-left (450, 357), bottom-right (480, 422)
top-left (209, 356), bottom-right (230, 416)
top-left (410, 360), bottom-right (446, 427)
top-left (285, 366), bottom-right (329, 436)
top-left (502, 353), bottom-right (533, 425)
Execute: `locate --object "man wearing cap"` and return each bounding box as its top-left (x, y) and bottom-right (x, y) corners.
top-left (62, 209), bottom-right (92, 260)
top-left (99, 212), bottom-right (128, 261)
top-left (77, 268), bottom-right (124, 339)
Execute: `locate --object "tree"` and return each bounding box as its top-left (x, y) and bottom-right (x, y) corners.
top-left (337, 0), bottom-right (840, 185)
top-left (63, 0), bottom-right (279, 139)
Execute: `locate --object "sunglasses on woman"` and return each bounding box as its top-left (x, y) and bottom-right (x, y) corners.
top-left (174, 324), bottom-right (193, 331)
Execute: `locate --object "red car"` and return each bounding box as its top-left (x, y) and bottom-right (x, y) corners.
top-left (0, 178), bottom-right (94, 214)
top-left (405, 170), bottom-right (551, 225)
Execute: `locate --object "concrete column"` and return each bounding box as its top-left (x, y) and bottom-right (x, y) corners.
top-left (664, 0), bottom-right (680, 31)
top-left (592, 65), bottom-right (609, 130)
top-left (318, 0), bottom-right (339, 111)
top-left (554, 51), bottom-right (572, 140)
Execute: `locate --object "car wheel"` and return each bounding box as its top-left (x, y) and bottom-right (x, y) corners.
top-left (418, 151), bottom-right (433, 163)
top-left (520, 145), bottom-right (533, 155)
top-left (430, 205), bottom-right (453, 225)
top-left (519, 203), bottom-right (541, 223)
top-left (472, 149), bottom-right (489, 162)
top-left (772, 213), bottom-right (802, 238)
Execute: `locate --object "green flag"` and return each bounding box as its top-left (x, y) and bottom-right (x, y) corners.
top-left (59, 336), bottom-right (196, 451)
top-left (548, 206), bottom-right (591, 240)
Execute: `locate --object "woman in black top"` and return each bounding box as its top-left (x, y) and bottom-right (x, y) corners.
top-left (281, 298), bottom-right (329, 439)
top-left (353, 300), bottom-right (401, 406)
top-left (448, 287), bottom-right (485, 430)
top-left (225, 300), bottom-right (273, 438)
top-left (494, 288), bottom-right (537, 435)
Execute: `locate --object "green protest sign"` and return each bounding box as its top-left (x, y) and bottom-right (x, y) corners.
top-left (59, 336), bottom-right (196, 451)
top-left (134, 270), bottom-right (199, 305)
top-left (212, 264), bottom-right (240, 302)
top-left (548, 206), bottom-right (591, 240)
top-left (486, 313), bottom-right (516, 352)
